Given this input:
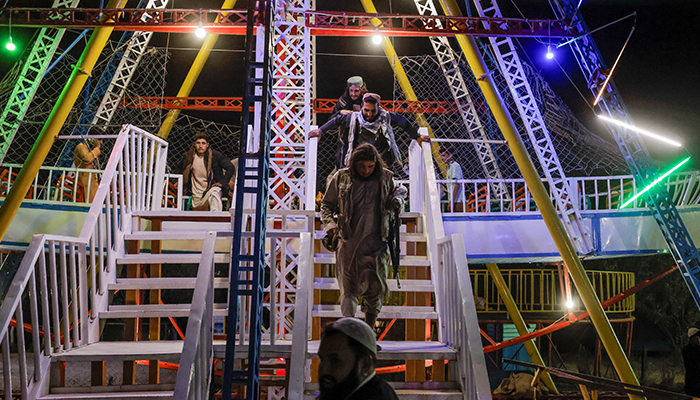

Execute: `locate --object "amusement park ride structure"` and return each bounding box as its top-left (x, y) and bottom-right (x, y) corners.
top-left (0, 0), bottom-right (698, 399)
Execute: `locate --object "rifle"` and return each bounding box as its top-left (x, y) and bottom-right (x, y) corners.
top-left (387, 206), bottom-right (401, 289)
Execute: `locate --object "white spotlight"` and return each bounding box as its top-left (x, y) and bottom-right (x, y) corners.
top-left (597, 114), bottom-right (682, 147)
top-left (546, 45), bottom-right (554, 60)
top-left (372, 27), bottom-right (382, 45)
top-left (195, 20), bottom-right (206, 38)
top-left (565, 299), bottom-right (574, 309)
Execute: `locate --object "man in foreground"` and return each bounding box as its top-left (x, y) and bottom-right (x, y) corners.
top-left (178, 132), bottom-right (234, 211)
top-left (321, 144), bottom-right (406, 329)
top-left (318, 318), bottom-right (398, 400)
top-left (684, 327), bottom-right (700, 396)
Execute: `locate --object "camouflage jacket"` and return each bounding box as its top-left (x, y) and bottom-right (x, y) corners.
top-left (321, 168), bottom-right (407, 242)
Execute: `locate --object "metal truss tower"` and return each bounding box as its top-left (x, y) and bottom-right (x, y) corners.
top-left (269, 0), bottom-right (313, 211)
top-left (413, 0), bottom-right (508, 197)
top-left (55, 0), bottom-right (169, 168)
top-left (552, 0), bottom-right (700, 307)
top-left (263, 2), bottom-right (314, 388)
top-left (0, 0), bottom-right (81, 164)
top-left (472, 0), bottom-right (592, 254)
top-left (222, 0), bottom-right (275, 398)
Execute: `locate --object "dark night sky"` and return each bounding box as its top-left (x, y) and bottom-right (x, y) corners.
top-left (1, 0), bottom-right (699, 169)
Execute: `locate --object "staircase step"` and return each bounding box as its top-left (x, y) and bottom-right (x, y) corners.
top-left (132, 210), bottom-right (231, 222)
top-left (109, 277), bottom-right (230, 290)
top-left (307, 340), bottom-right (456, 360)
top-left (305, 381), bottom-right (459, 391)
top-left (116, 253), bottom-right (230, 265)
top-left (125, 231), bottom-right (230, 241)
top-left (40, 392), bottom-right (174, 400)
top-left (101, 304), bottom-right (228, 319)
top-left (314, 254), bottom-right (430, 267)
top-left (51, 341), bottom-right (184, 362)
top-left (304, 380), bottom-right (461, 399)
top-left (314, 278), bottom-right (433, 292)
top-left (212, 341), bottom-right (293, 358)
top-left (314, 231), bottom-right (427, 242)
top-left (304, 389), bottom-right (461, 400)
top-left (312, 305), bottom-right (437, 319)
top-left (49, 384), bottom-right (174, 395)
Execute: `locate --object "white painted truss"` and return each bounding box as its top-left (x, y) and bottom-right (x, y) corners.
top-left (0, 0), bottom-right (82, 163)
top-left (413, 0), bottom-right (508, 199)
top-left (473, 0), bottom-right (592, 254)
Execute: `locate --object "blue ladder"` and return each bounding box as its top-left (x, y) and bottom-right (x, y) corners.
top-left (221, 0), bottom-right (275, 398)
top-left (551, 0), bottom-right (700, 308)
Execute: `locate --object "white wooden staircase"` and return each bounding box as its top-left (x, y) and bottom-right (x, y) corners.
top-left (0, 128), bottom-right (491, 399)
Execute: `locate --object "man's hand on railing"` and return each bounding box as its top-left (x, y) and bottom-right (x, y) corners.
top-left (416, 135), bottom-right (431, 146)
top-left (308, 128), bottom-right (322, 139)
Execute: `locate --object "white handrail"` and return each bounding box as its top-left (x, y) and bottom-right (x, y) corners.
top-left (435, 170), bottom-right (700, 214)
top-left (0, 124), bottom-right (169, 399)
top-left (288, 232), bottom-right (313, 399)
top-left (173, 231), bottom-right (217, 399)
top-left (1, 165), bottom-right (181, 209)
top-left (417, 141), bottom-right (492, 400)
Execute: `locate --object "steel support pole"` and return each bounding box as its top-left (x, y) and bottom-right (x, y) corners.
top-left (486, 263), bottom-right (557, 393)
top-left (0, 0), bottom-right (128, 243)
top-left (435, 1), bottom-right (641, 396)
top-left (157, 0), bottom-right (238, 140)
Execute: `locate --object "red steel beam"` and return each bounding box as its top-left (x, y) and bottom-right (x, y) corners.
top-left (306, 10), bottom-right (574, 38)
top-left (120, 96), bottom-right (474, 114)
top-left (1, 8), bottom-right (574, 38)
top-left (482, 264), bottom-right (678, 354)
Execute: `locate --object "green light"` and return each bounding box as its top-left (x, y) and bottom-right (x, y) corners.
top-left (620, 157), bottom-right (691, 209)
top-left (5, 37), bottom-right (16, 51)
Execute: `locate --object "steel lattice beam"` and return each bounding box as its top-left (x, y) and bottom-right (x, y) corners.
top-left (551, 0), bottom-right (700, 308)
top-left (0, 0), bottom-right (82, 164)
top-left (473, 0), bottom-right (592, 254)
top-left (119, 96), bottom-right (478, 114)
top-left (413, 0), bottom-right (508, 197)
top-left (307, 10), bottom-right (573, 38)
top-left (0, 7), bottom-right (575, 38)
top-left (55, 0), bottom-right (169, 169)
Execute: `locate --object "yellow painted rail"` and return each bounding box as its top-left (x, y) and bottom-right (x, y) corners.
top-left (470, 269), bottom-right (635, 314)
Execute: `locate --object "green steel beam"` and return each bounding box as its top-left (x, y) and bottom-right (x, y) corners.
top-left (0, 0), bottom-right (82, 164)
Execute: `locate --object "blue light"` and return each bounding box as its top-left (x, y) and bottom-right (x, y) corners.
top-left (546, 46), bottom-right (554, 60)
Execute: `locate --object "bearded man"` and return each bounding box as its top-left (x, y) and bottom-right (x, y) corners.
top-left (310, 93), bottom-right (430, 171)
top-left (321, 144), bottom-right (406, 328)
top-left (178, 132), bottom-right (234, 211)
top-left (318, 318), bottom-right (398, 400)
top-left (330, 75), bottom-right (368, 119)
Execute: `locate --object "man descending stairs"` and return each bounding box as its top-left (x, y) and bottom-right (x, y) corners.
top-left (305, 210), bottom-right (465, 399)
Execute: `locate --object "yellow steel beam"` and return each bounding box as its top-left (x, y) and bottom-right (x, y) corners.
top-left (486, 263), bottom-right (558, 393)
top-left (359, 0), bottom-right (448, 177)
top-left (0, 0), bottom-right (128, 244)
top-left (436, 1), bottom-right (642, 398)
top-left (157, 0), bottom-right (238, 140)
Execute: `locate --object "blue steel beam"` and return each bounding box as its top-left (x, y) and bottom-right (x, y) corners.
top-left (551, 0), bottom-right (700, 308)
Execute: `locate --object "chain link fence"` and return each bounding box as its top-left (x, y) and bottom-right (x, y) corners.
top-left (2, 32), bottom-right (626, 196)
top-left (0, 38), bottom-right (240, 175)
top-left (393, 51), bottom-right (628, 183)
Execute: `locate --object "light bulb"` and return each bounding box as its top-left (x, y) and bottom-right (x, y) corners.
top-left (372, 27), bottom-right (382, 45)
top-left (565, 299), bottom-right (574, 309)
top-left (6, 39), bottom-right (16, 51)
top-left (195, 21), bottom-right (206, 38)
top-left (546, 46), bottom-right (554, 60)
